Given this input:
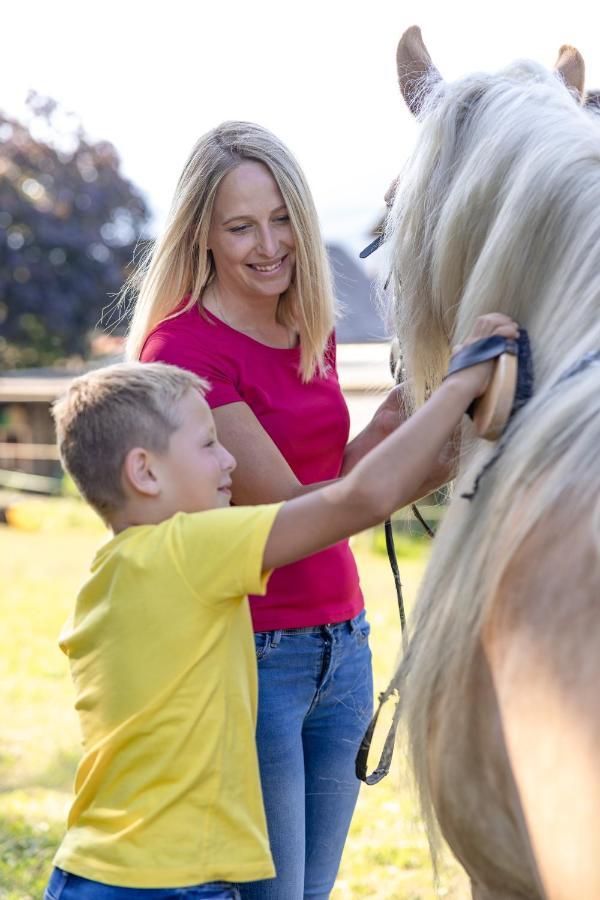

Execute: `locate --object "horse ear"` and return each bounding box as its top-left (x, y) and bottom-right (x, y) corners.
top-left (396, 26), bottom-right (442, 115)
top-left (554, 44), bottom-right (585, 99)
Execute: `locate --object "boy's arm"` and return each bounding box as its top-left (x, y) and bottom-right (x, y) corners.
top-left (263, 314), bottom-right (518, 572)
top-left (263, 377), bottom-right (472, 570)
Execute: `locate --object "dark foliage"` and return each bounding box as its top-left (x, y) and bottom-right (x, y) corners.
top-left (0, 93), bottom-right (150, 368)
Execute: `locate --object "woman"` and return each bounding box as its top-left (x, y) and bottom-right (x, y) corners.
top-left (126, 121), bottom-right (436, 899)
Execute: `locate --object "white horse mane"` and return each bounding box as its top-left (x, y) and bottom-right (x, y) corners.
top-left (387, 59), bottom-right (600, 408)
top-left (386, 58), bottom-right (600, 894)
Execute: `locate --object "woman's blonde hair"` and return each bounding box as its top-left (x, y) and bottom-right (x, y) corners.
top-left (125, 121), bottom-right (335, 381)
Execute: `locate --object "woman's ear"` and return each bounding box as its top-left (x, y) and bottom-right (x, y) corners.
top-left (122, 447), bottom-right (161, 497)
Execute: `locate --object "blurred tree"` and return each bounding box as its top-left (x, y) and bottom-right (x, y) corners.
top-left (0, 92), bottom-right (150, 368)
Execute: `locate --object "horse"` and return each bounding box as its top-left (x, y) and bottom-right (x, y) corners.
top-left (382, 27), bottom-right (600, 900)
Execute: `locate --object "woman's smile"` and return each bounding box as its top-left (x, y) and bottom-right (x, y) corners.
top-left (247, 254), bottom-right (289, 275)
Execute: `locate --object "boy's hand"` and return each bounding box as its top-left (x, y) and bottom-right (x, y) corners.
top-left (448, 314), bottom-right (519, 400)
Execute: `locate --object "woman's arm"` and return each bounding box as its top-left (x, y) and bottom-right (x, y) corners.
top-left (212, 403), bottom-right (329, 504)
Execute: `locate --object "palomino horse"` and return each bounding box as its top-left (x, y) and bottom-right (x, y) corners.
top-left (384, 27), bottom-right (600, 900)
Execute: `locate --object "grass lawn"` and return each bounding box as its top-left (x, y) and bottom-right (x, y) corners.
top-left (0, 501), bottom-right (468, 899)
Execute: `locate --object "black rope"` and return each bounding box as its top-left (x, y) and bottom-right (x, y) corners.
top-left (384, 518), bottom-right (407, 651)
top-left (411, 502), bottom-right (435, 538)
top-left (356, 312), bottom-right (442, 784)
top-left (356, 505), bottom-right (434, 784)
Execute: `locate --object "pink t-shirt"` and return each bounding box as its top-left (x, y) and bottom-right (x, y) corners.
top-left (140, 303), bottom-right (363, 631)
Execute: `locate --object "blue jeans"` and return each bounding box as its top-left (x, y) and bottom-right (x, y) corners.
top-left (44, 869), bottom-right (241, 899)
top-left (239, 610), bottom-right (373, 900)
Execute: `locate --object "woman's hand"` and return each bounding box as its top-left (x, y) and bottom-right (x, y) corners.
top-left (341, 383), bottom-right (409, 475)
top-left (371, 382), bottom-right (409, 437)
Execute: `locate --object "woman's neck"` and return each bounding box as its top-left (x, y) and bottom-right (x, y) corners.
top-left (203, 280), bottom-right (297, 349)
top-left (205, 280), bottom-right (279, 329)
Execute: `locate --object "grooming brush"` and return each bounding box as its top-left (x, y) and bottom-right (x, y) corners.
top-left (448, 330), bottom-right (534, 440)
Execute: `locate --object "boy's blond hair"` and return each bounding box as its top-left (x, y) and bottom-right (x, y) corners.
top-left (53, 362), bottom-right (209, 520)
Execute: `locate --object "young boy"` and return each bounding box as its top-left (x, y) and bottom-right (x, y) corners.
top-left (45, 315), bottom-right (517, 899)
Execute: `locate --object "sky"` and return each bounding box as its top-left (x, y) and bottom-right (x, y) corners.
top-left (2, 0), bottom-right (599, 259)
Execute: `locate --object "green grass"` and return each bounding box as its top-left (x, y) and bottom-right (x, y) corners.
top-left (0, 503), bottom-right (467, 899)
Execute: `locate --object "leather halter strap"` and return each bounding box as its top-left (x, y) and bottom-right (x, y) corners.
top-left (446, 334), bottom-right (518, 381)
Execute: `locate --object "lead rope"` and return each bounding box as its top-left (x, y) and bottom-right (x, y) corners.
top-left (356, 505), bottom-right (434, 784)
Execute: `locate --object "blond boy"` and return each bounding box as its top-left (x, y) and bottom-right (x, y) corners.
top-left (46, 314), bottom-right (517, 899)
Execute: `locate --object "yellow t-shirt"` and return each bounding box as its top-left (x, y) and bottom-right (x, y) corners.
top-left (53, 503), bottom-right (282, 888)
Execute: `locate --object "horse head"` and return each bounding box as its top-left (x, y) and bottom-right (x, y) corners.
top-left (385, 27), bottom-right (600, 424)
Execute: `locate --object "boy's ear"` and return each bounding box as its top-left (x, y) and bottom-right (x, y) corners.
top-left (122, 447), bottom-right (161, 497)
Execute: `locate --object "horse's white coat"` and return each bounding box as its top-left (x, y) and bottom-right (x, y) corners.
top-left (387, 29), bottom-right (600, 900)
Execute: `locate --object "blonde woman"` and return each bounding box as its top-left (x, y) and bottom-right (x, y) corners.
top-left (127, 122), bottom-right (439, 899)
